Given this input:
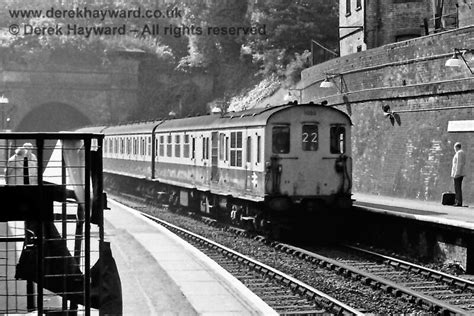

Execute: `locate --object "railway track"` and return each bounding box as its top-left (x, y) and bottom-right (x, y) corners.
top-left (271, 242), bottom-right (472, 315)
top-left (138, 211), bottom-right (363, 315)
top-left (111, 195), bottom-right (451, 313)
top-left (333, 245), bottom-right (474, 313)
top-left (182, 223), bottom-right (474, 315)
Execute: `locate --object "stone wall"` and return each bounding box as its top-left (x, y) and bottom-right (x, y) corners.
top-left (340, 0), bottom-right (473, 56)
top-left (0, 53), bottom-right (140, 131)
top-left (300, 26), bottom-right (474, 201)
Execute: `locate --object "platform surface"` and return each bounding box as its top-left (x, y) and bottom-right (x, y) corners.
top-left (104, 199), bottom-right (277, 316)
top-left (353, 192), bottom-right (474, 230)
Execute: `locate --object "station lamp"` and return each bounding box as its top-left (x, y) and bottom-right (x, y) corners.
top-left (445, 48), bottom-right (474, 74)
top-left (320, 78), bottom-right (336, 88)
top-left (0, 94), bottom-right (10, 130)
top-left (0, 95), bottom-right (8, 104)
top-left (320, 73), bottom-right (347, 93)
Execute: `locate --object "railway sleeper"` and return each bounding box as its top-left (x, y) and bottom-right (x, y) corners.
top-left (272, 305), bottom-right (321, 312)
top-left (380, 284), bottom-right (393, 292)
top-left (369, 280), bottom-right (381, 289)
top-left (349, 271), bottom-right (361, 280)
top-left (453, 280), bottom-right (468, 289)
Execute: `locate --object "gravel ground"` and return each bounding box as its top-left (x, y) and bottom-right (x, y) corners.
top-left (114, 197), bottom-right (430, 314)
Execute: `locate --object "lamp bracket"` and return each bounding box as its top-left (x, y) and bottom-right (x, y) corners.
top-left (452, 48), bottom-right (474, 74)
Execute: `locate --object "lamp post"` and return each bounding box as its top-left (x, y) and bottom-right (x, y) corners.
top-left (0, 94), bottom-right (9, 131)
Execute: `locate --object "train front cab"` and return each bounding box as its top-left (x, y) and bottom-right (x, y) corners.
top-left (263, 105), bottom-right (352, 216)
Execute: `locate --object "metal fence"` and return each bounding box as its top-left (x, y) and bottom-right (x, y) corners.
top-left (0, 133), bottom-right (105, 315)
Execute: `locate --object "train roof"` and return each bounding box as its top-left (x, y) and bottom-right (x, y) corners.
top-left (74, 125), bottom-right (108, 134)
top-left (86, 103), bottom-right (352, 135)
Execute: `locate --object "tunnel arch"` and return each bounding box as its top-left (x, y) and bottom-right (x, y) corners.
top-left (15, 102), bottom-right (91, 132)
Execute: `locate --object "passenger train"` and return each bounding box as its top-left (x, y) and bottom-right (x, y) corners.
top-left (79, 102), bottom-right (353, 231)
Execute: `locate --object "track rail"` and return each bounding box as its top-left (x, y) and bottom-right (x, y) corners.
top-left (139, 212), bottom-right (363, 315)
top-left (347, 245), bottom-right (474, 290)
top-left (344, 245), bottom-right (474, 311)
top-left (272, 242), bottom-right (470, 315)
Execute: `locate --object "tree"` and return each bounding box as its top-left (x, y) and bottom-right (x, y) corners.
top-left (246, 0), bottom-right (338, 78)
top-left (1, 0), bottom-right (184, 66)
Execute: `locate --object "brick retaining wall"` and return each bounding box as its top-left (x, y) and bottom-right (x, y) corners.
top-left (301, 26), bottom-right (474, 201)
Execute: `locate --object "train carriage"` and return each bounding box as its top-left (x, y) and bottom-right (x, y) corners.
top-left (78, 102), bottom-right (352, 230)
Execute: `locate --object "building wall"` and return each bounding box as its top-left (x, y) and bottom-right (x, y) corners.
top-left (0, 52), bottom-right (140, 131)
top-left (301, 26), bottom-right (474, 201)
top-left (340, 0), bottom-right (366, 56)
top-left (340, 0), bottom-right (474, 56)
top-left (459, 0), bottom-right (474, 27)
top-left (374, 0), bottom-right (428, 44)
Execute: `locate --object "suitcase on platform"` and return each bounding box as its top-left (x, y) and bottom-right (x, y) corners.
top-left (441, 192), bottom-right (455, 205)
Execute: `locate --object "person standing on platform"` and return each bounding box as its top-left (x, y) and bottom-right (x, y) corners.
top-left (5, 143), bottom-right (38, 185)
top-left (451, 142), bottom-right (466, 206)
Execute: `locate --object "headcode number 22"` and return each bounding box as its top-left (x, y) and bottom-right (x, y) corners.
top-left (302, 132), bottom-right (318, 142)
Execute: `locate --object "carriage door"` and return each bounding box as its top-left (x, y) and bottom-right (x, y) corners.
top-left (211, 131), bottom-right (219, 182)
top-left (245, 134), bottom-right (253, 191)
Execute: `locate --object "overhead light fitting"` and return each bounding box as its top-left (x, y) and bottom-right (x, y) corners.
top-left (320, 79), bottom-right (335, 88)
top-left (0, 95), bottom-right (9, 104)
top-left (320, 73), bottom-right (348, 94)
top-left (445, 54), bottom-right (463, 67)
top-left (445, 48), bottom-right (474, 74)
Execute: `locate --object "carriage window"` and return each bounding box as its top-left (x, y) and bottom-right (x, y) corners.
top-left (157, 136), bottom-right (161, 157)
top-left (225, 136), bottom-right (229, 161)
top-left (219, 133), bottom-right (225, 160)
top-left (141, 137), bottom-right (146, 156)
top-left (302, 124), bottom-right (318, 151)
top-left (183, 135), bottom-right (190, 158)
top-left (167, 135), bottom-right (172, 157)
top-left (272, 126), bottom-right (290, 154)
top-left (175, 135), bottom-right (181, 157)
top-left (133, 138), bottom-right (138, 155)
top-left (155, 136), bottom-right (165, 157)
top-left (246, 136), bottom-right (252, 163)
top-left (192, 137), bottom-right (196, 159)
top-left (257, 135), bottom-right (261, 163)
top-left (230, 131), bottom-right (242, 167)
top-left (202, 137), bottom-right (209, 160)
top-left (330, 126), bottom-right (346, 154)
top-left (147, 137), bottom-right (151, 156)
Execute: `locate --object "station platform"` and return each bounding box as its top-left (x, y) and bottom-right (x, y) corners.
top-left (353, 192), bottom-right (474, 230)
top-left (104, 199), bottom-right (277, 316)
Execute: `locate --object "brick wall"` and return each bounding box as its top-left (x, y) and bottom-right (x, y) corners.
top-left (341, 0), bottom-right (473, 55)
top-left (300, 26), bottom-right (474, 201)
top-left (340, 0), bottom-right (365, 56)
top-left (374, 0), bottom-right (428, 45)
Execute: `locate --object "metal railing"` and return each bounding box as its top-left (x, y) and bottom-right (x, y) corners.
top-left (0, 133), bottom-right (105, 315)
